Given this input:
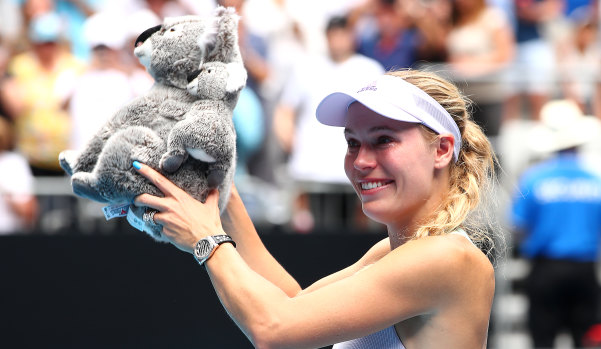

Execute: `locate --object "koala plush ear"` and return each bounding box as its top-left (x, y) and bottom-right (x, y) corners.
top-left (197, 20), bottom-right (218, 65)
top-left (225, 63), bottom-right (247, 93)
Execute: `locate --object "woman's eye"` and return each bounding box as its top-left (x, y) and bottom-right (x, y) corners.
top-left (376, 136), bottom-right (393, 145)
top-left (346, 139), bottom-right (359, 148)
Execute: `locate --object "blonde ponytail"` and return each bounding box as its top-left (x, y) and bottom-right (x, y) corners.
top-left (386, 69), bottom-right (501, 260)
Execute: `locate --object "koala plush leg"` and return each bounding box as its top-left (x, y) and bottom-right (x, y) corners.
top-left (71, 126), bottom-right (165, 204)
top-left (59, 150), bottom-right (79, 176)
top-left (160, 150), bottom-right (188, 174)
top-left (207, 168), bottom-right (225, 188)
top-left (71, 172), bottom-right (109, 203)
top-left (216, 161), bottom-right (235, 214)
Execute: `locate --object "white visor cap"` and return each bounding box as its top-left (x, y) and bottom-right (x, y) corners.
top-left (316, 74), bottom-right (462, 162)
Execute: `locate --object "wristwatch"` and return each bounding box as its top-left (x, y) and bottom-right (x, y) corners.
top-left (193, 235), bottom-right (236, 266)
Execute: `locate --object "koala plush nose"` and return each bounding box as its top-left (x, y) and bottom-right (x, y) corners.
top-left (187, 69), bottom-right (201, 83)
top-left (135, 25), bottom-right (162, 48)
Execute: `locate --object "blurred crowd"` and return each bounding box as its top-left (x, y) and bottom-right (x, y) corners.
top-left (0, 0), bottom-right (600, 235)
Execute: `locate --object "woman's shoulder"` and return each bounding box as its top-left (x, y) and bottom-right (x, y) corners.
top-left (387, 233), bottom-right (494, 287)
top-left (352, 233), bottom-right (495, 320)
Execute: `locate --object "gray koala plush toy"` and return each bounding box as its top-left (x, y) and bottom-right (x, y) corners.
top-left (59, 6), bottom-right (247, 241)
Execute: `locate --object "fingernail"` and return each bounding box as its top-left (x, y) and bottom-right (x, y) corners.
top-left (133, 161), bottom-right (142, 170)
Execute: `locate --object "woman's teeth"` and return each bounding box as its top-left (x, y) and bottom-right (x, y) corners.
top-left (361, 181), bottom-right (385, 190)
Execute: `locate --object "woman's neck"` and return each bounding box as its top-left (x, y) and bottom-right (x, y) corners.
top-left (387, 225), bottom-right (414, 250)
top-left (387, 170), bottom-right (451, 250)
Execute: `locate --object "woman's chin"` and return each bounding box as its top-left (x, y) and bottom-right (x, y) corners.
top-left (361, 203), bottom-right (391, 225)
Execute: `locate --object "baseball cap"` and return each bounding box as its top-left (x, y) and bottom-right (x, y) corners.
top-left (316, 74), bottom-right (462, 162)
top-left (29, 12), bottom-right (63, 43)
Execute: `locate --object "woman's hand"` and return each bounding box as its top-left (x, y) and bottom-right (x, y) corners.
top-left (133, 161), bottom-right (225, 253)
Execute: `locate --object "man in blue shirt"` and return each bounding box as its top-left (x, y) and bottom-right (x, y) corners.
top-left (511, 100), bottom-right (601, 348)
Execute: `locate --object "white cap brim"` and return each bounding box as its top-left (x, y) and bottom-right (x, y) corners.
top-left (316, 91), bottom-right (421, 127)
top-left (316, 74), bottom-right (462, 161)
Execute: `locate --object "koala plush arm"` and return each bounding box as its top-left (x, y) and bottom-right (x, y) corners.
top-left (160, 106), bottom-right (236, 177)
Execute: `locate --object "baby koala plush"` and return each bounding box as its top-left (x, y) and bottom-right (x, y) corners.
top-left (59, 6), bottom-right (247, 241)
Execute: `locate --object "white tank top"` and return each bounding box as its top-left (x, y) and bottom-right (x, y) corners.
top-left (332, 229), bottom-right (473, 349)
top-left (332, 325), bottom-right (406, 349)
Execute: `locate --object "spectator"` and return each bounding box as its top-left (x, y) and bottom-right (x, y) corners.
top-left (563, 0), bottom-right (595, 16)
top-left (510, 99), bottom-right (601, 348)
top-left (141, 0), bottom-right (190, 18)
top-left (52, 0), bottom-right (97, 61)
top-left (273, 15), bottom-right (383, 232)
top-left (352, 0), bottom-right (446, 70)
top-left (0, 0), bottom-right (23, 52)
top-left (233, 86), bottom-right (265, 179)
top-left (123, 8), bottom-right (161, 97)
top-left (399, 0), bottom-right (451, 63)
top-left (0, 44), bottom-right (16, 121)
top-left (445, 0), bottom-right (515, 147)
top-left (596, 80), bottom-right (601, 120)
top-left (217, 0), bottom-right (277, 184)
top-left (503, 0), bottom-right (563, 121)
top-left (556, 9), bottom-right (600, 116)
top-left (68, 12), bottom-right (133, 151)
top-left (231, 86), bottom-right (278, 226)
top-left (5, 11), bottom-right (84, 176)
top-left (19, 0), bottom-right (99, 62)
top-left (0, 117), bottom-right (38, 234)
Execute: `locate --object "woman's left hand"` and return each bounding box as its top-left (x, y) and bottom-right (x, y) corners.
top-left (133, 161), bottom-right (225, 254)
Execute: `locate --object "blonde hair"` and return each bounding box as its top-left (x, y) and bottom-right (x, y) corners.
top-left (386, 69), bottom-right (502, 260)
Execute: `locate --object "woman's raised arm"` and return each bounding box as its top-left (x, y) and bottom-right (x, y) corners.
top-left (220, 184), bottom-right (301, 297)
top-left (133, 162), bottom-right (492, 349)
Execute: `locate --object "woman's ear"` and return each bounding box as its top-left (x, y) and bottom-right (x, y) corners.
top-left (434, 134), bottom-right (455, 169)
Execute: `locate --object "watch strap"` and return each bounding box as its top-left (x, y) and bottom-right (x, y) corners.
top-left (211, 234), bottom-right (236, 248)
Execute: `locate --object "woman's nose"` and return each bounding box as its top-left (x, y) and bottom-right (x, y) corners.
top-left (354, 146), bottom-right (376, 171)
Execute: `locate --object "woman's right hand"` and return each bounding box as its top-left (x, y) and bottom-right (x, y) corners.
top-left (133, 161), bottom-right (225, 253)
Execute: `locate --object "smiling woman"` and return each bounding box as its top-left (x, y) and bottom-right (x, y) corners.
top-left (320, 70), bottom-right (498, 251)
top-left (133, 69), bottom-right (500, 349)
top-left (342, 105), bottom-right (453, 242)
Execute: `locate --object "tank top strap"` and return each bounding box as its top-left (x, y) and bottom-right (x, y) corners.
top-left (449, 228), bottom-right (475, 246)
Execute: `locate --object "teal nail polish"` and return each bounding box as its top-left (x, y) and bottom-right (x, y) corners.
top-left (133, 161), bottom-right (142, 170)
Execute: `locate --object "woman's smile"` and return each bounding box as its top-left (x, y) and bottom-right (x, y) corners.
top-left (358, 179), bottom-right (394, 194)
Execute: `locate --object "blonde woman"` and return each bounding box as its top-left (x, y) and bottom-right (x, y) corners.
top-left (133, 69), bottom-right (499, 348)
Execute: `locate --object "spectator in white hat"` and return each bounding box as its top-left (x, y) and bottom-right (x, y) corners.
top-left (68, 12), bottom-right (134, 151)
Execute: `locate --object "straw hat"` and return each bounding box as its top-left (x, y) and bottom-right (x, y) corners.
top-left (529, 99), bottom-right (601, 153)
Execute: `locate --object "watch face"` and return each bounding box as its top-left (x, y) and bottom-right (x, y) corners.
top-left (195, 239), bottom-right (213, 260)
